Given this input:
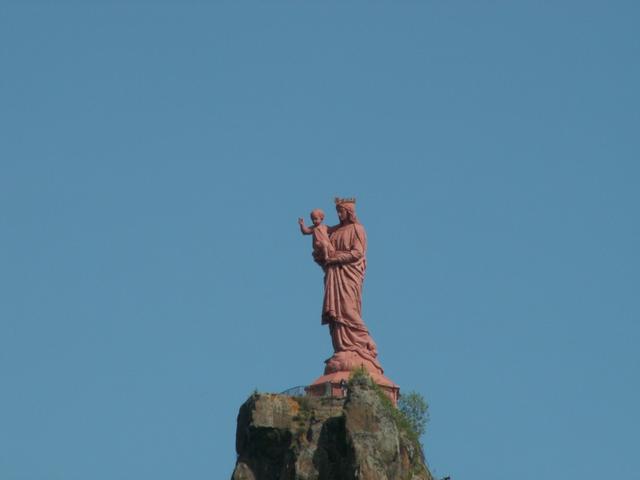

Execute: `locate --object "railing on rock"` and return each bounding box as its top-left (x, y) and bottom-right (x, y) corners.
top-left (280, 382), bottom-right (349, 398)
top-left (280, 385), bottom-right (308, 397)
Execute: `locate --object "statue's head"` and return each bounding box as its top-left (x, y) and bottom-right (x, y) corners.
top-left (310, 208), bottom-right (325, 227)
top-left (335, 197), bottom-right (358, 224)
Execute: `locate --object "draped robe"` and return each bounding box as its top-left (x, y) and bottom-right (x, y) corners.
top-left (321, 221), bottom-right (382, 372)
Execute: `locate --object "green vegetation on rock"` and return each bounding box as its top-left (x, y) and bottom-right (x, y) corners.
top-left (348, 367), bottom-right (429, 443)
top-left (398, 391), bottom-right (429, 438)
top-left (348, 368), bottom-right (432, 479)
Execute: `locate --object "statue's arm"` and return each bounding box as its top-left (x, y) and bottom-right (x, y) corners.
top-left (298, 218), bottom-right (313, 235)
top-left (327, 249), bottom-right (363, 264)
top-left (325, 232), bottom-right (364, 265)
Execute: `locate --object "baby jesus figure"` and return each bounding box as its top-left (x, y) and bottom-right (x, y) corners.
top-left (298, 208), bottom-right (336, 263)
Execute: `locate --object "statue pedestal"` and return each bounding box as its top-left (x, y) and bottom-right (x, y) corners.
top-left (307, 369), bottom-right (400, 405)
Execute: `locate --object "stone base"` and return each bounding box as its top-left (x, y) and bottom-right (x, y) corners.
top-left (231, 384), bottom-right (433, 480)
top-left (307, 370), bottom-right (400, 405)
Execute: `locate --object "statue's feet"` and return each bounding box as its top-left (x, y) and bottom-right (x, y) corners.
top-left (324, 350), bottom-right (383, 376)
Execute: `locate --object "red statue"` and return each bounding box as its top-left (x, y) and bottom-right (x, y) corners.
top-left (300, 198), bottom-right (399, 402)
top-left (297, 209), bottom-right (335, 263)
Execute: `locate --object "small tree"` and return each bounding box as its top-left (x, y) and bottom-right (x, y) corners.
top-left (398, 391), bottom-right (429, 437)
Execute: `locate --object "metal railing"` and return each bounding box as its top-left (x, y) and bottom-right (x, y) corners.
top-left (280, 385), bottom-right (308, 397)
top-left (280, 382), bottom-right (349, 398)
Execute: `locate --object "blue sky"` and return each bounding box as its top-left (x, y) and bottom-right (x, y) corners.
top-left (1, 2), bottom-right (638, 479)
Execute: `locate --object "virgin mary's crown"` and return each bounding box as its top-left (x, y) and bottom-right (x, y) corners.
top-left (334, 197), bottom-right (356, 205)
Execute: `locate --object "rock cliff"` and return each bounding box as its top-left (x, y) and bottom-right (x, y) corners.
top-left (231, 377), bottom-right (433, 480)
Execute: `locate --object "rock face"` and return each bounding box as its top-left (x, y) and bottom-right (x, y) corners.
top-left (231, 377), bottom-right (433, 480)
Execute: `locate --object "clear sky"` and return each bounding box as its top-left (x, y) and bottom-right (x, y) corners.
top-left (1, 2), bottom-right (638, 479)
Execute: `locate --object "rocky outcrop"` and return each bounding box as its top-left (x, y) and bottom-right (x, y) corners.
top-left (231, 377), bottom-right (432, 480)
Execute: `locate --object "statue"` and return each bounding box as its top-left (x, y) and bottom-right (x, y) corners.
top-left (297, 208), bottom-right (336, 263)
top-left (299, 198), bottom-right (399, 402)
